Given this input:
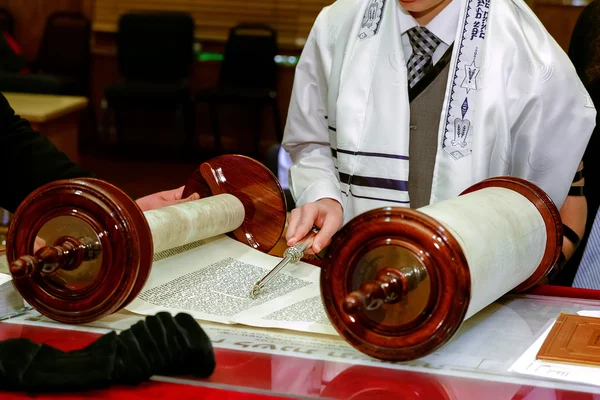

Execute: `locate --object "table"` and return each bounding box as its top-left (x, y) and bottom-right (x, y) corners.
top-left (0, 282), bottom-right (599, 399)
top-left (3, 92), bottom-right (89, 164)
top-left (2, 220), bottom-right (600, 398)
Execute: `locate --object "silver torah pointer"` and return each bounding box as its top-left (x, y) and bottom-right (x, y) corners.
top-left (250, 227), bottom-right (320, 298)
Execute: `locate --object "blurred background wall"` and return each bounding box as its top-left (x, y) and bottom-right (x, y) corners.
top-left (0, 0), bottom-right (591, 201)
top-left (0, 0), bottom-right (586, 159)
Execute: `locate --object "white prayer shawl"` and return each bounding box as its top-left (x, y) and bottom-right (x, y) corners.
top-left (282, 0), bottom-right (596, 225)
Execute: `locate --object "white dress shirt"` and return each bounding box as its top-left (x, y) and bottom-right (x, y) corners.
top-left (398, 0), bottom-right (461, 65)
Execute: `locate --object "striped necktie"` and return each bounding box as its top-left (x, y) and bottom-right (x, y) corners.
top-left (573, 211), bottom-right (600, 289)
top-left (406, 26), bottom-right (441, 89)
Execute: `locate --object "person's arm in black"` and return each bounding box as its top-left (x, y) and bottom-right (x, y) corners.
top-left (0, 93), bottom-right (95, 213)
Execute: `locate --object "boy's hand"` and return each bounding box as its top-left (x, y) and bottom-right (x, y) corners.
top-left (285, 198), bottom-right (343, 254)
top-left (136, 186), bottom-right (200, 211)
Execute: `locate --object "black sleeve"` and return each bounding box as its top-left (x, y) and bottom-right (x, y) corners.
top-left (0, 312), bottom-right (215, 392)
top-left (0, 93), bottom-right (96, 213)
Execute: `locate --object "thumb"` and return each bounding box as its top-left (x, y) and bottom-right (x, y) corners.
top-left (160, 193), bottom-right (199, 208)
top-left (186, 192), bottom-right (200, 201)
top-left (178, 192), bottom-right (200, 203)
top-left (170, 185), bottom-right (186, 200)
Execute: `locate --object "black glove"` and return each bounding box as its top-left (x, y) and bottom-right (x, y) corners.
top-left (0, 312), bottom-right (215, 392)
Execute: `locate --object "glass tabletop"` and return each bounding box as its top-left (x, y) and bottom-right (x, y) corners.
top-left (4, 293), bottom-right (600, 398)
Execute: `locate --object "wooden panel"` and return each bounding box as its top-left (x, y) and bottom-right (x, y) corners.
top-left (81, 0), bottom-right (95, 18)
top-left (0, 0), bottom-right (86, 60)
top-left (90, 0), bottom-right (583, 49)
top-left (91, 0), bottom-right (330, 47)
top-left (533, 3), bottom-right (586, 52)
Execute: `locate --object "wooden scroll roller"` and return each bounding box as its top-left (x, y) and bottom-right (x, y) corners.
top-left (320, 176), bottom-right (562, 361)
top-left (5, 155), bottom-right (287, 324)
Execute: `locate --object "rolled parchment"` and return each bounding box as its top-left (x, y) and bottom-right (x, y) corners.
top-left (144, 194), bottom-right (245, 254)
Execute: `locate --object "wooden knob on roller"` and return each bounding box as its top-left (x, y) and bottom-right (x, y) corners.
top-left (5, 154), bottom-right (287, 324)
top-left (343, 267), bottom-right (427, 315)
top-left (10, 236), bottom-right (100, 278)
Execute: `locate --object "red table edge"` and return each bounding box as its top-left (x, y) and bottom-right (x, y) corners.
top-left (530, 284), bottom-right (600, 300)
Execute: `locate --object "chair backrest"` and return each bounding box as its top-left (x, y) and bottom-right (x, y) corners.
top-left (0, 7), bottom-right (14, 37)
top-left (220, 24), bottom-right (278, 90)
top-left (0, 31), bottom-right (29, 73)
top-left (37, 12), bottom-right (90, 78)
top-left (117, 12), bottom-right (195, 82)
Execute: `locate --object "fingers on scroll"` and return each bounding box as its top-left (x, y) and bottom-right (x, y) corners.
top-left (171, 185), bottom-right (200, 202)
top-left (178, 193), bottom-right (200, 204)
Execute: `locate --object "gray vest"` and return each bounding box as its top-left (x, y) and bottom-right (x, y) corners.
top-left (408, 61), bottom-right (451, 208)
